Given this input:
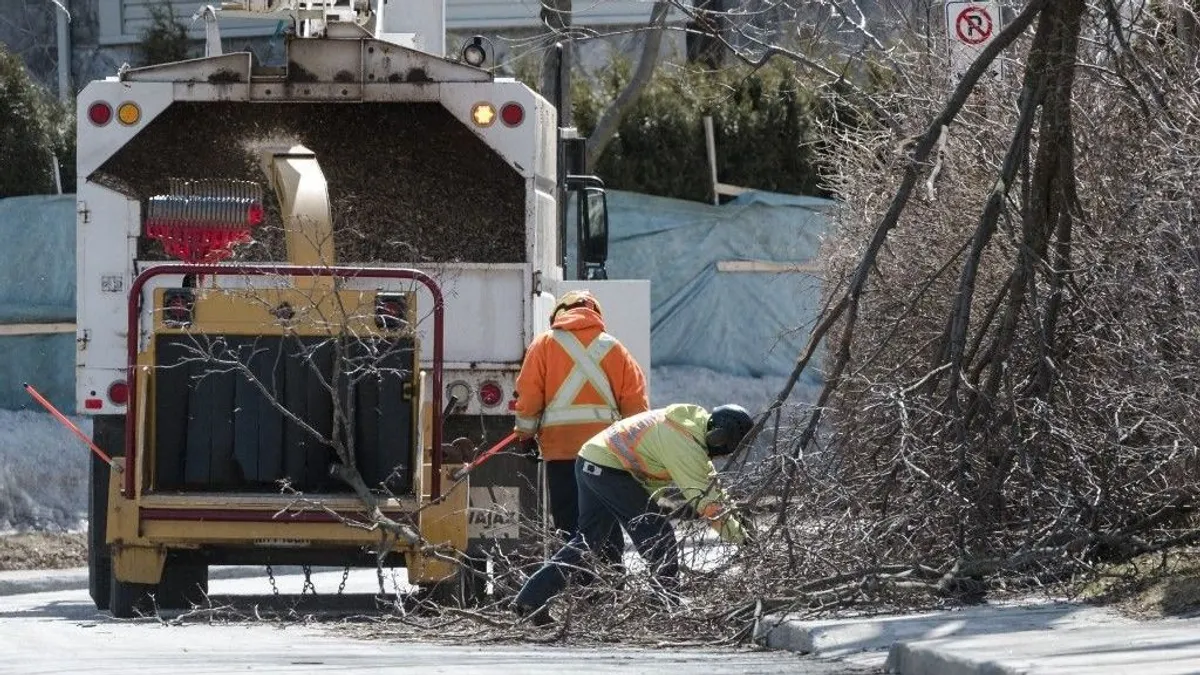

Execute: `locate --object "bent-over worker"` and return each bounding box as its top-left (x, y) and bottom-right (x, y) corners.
top-left (513, 290), bottom-right (649, 538)
top-left (512, 403), bottom-right (754, 624)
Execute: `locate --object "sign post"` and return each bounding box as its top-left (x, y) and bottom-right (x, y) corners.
top-left (945, 1), bottom-right (1002, 81)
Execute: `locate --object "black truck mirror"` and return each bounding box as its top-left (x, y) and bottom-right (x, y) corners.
top-left (580, 187), bottom-right (608, 268)
top-left (564, 174), bottom-right (610, 280)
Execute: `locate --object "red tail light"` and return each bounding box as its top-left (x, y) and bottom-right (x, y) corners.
top-left (163, 289), bottom-right (195, 328)
top-left (375, 293), bottom-right (408, 330)
top-left (500, 102), bottom-right (525, 127)
top-left (88, 102), bottom-right (112, 126)
top-left (107, 381), bottom-right (129, 406)
top-left (479, 381), bottom-right (503, 407)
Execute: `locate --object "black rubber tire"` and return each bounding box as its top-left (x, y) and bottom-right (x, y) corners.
top-left (87, 415), bottom-right (125, 611)
top-left (109, 570), bottom-right (153, 619)
top-left (157, 562), bottom-right (210, 610)
top-left (88, 550), bottom-right (112, 611)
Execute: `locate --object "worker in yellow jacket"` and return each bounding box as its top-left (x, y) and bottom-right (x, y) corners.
top-left (512, 403), bottom-right (754, 624)
top-left (513, 290), bottom-right (649, 537)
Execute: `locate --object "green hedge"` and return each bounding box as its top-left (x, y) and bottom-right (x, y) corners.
top-left (0, 45), bottom-right (75, 198)
top-left (571, 62), bottom-right (837, 202)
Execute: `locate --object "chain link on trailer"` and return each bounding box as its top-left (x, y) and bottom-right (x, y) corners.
top-left (301, 564), bottom-right (316, 595)
top-left (266, 564), bottom-right (280, 595)
top-left (264, 564), bottom-right (348, 596)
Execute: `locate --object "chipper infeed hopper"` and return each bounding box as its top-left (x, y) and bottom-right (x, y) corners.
top-left (90, 137), bottom-right (473, 617)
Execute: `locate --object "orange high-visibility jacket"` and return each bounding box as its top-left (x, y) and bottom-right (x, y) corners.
top-left (513, 306), bottom-right (649, 461)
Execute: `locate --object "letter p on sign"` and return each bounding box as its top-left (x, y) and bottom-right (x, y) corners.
top-left (945, 1), bottom-right (1002, 81)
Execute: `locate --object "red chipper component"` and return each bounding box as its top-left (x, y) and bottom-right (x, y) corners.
top-left (144, 179), bottom-right (265, 264)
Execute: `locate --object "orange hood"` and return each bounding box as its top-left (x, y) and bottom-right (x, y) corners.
top-left (551, 307), bottom-right (605, 333)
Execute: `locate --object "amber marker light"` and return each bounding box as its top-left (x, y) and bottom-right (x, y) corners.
top-left (471, 102), bottom-right (496, 127)
top-left (116, 102), bottom-right (141, 126)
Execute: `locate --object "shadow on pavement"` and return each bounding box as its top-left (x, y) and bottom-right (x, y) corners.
top-left (0, 593), bottom-right (405, 623)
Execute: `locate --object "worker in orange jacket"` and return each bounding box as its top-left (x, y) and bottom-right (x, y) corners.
top-left (513, 290), bottom-right (649, 539)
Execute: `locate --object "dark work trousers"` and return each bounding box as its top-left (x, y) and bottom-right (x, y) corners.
top-left (515, 457), bottom-right (677, 611)
top-left (544, 459), bottom-right (579, 537)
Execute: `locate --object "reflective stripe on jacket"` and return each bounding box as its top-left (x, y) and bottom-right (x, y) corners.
top-left (540, 330), bottom-right (620, 426)
top-left (513, 306), bottom-right (649, 461)
top-left (578, 404), bottom-right (747, 544)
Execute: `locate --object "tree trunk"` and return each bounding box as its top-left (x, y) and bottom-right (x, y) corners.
top-left (585, 1), bottom-right (671, 167)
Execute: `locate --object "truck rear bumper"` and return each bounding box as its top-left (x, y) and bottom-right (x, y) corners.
top-left (105, 459), bottom-right (468, 586)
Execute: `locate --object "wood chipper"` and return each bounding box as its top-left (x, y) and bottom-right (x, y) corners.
top-left (72, 1), bottom-right (651, 618)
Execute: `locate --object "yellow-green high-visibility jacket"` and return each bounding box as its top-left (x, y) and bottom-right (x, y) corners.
top-left (578, 404), bottom-right (746, 544)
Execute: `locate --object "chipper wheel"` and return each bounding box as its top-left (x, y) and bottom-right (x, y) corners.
top-left (109, 560), bottom-right (210, 618)
top-left (87, 416), bottom-right (124, 611)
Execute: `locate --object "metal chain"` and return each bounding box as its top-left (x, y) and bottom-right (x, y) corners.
top-left (337, 565), bottom-right (350, 595)
top-left (301, 564), bottom-right (317, 595)
top-left (266, 564), bottom-right (280, 596)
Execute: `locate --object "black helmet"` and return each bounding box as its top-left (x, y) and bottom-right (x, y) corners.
top-left (705, 404), bottom-right (754, 456)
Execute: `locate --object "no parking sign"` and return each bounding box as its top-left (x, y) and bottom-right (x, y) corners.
top-left (945, 1), bottom-right (1002, 80)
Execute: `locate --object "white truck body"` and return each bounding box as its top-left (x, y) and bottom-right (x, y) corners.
top-left (74, 13), bottom-right (650, 420)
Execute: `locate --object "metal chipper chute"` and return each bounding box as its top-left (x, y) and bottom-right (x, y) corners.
top-left (144, 178), bottom-right (265, 264)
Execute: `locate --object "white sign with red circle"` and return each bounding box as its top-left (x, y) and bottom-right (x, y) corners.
top-left (944, 1), bottom-right (1001, 79)
top-left (956, 5), bottom-right (994, 44)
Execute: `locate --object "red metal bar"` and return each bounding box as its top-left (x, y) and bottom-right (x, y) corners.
top-left (450, 431), bottom-right (518, 481)
top-left (127, 264), bottom-right (445, 499)
top-left (23, 383), bottom-right (124, 473)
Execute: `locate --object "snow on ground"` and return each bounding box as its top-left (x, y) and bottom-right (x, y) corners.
top-left (0, 409), bottom-right (90, 533)
top-left (0, 367), bottom-right (814, 533)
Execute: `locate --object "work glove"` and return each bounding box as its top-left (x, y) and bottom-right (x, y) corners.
top-left (518, 437), bottom-right (541, 461)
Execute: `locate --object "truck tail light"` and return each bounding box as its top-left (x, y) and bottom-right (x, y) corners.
top-left (107, 381), bottom-right (129, 406)
top-left (500, 102), bottom-right (524, 127)
top-left (84, 398), bottom-right (103, 410)
top-left (87, 102), bottom-right (112, 126)
top-left (375, 293), bottom-right (408, 330)
top-left (144, 178), bottom-right (265, 264)
top-left (479, 380), bottom-right (503, 407)
top-left (163, 289), bottom-right (195, 327)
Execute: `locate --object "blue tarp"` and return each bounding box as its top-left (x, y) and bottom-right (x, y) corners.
top-left (0, 195), bottom-right (77, 411)
top-left (573, 189), bottom-right (833, 384)
top-left (0, 195), bottom-right (75, 324)
top-left (0, 334), bottom-right (75, 412)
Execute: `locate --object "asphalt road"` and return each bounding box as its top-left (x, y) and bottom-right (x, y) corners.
top-left (0, 569), bottom-right (864, 674)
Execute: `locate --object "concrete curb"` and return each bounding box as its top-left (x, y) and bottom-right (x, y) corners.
top-left (885, 642), bottom-right (1017, 675)
top-left (754, 603), bottom-right (1200, 675)
top-left (0, 565), bottom-right (321, 597)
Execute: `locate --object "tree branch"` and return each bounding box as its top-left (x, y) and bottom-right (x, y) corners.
top-left (585, 1), bottom-right (671, 167)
